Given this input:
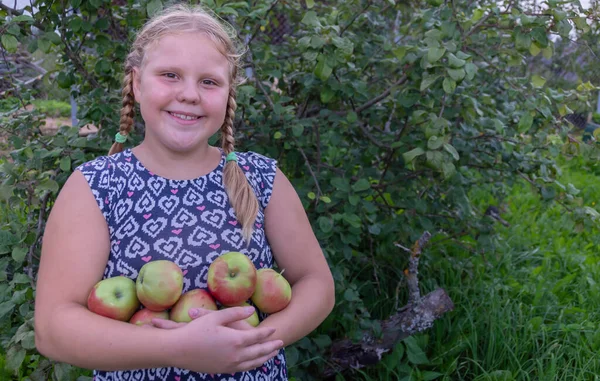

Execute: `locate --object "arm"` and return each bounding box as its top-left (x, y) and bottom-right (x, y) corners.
top-left (34, 171), bottom-right (177, 370)
top-left (258, 168), bottom-right (335, 346)
top-left (34, 171), bottom-right (283, 373)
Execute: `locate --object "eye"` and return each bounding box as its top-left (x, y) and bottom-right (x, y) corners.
top-left (163, 73), bottom-right (178, 79)
top-left (202, 79), bottom-right (217, 86)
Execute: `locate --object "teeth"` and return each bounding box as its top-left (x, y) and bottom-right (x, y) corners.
top-left (170, 112), bottom-right (199, 121)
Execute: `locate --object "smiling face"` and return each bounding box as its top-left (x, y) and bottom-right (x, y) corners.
top-left (132, 32), bottom-right (231, 154)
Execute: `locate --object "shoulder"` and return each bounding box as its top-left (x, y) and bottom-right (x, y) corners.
top-left (236, 151), bottom-right (277, 170)
top-left (235, 151), bottom-right (278, 209)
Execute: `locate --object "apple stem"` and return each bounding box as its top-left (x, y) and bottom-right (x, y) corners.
top-left (280, 268), bottom-right (285, 276)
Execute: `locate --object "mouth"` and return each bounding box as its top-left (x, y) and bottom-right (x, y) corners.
top-left (167, 111), bottom-right (203, 121)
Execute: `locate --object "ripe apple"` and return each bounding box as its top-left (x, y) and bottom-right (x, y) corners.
top-left (251, 268), bottom-right (292, 314)
top-left (87, 276), bottom-right (140, 321)
top-left (129, 308), bottom-right (170, 326)
top-left (169, 288), bottom-right (218, 323)
top-left (136, 260), bottom-right (184, 311)
top-left (207, 252), bottom-right (257, 306)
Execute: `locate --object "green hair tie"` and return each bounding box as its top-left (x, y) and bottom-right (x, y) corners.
top-left (115, 132), bottom-right (128, 144)
top-left (226, 152), bottom-right (238, 162)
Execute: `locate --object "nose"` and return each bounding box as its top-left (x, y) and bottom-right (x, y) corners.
top-left (176, 80), bottom-right (200, 104)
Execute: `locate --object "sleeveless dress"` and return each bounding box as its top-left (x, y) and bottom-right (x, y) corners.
top-left (76, 147), bottom-right (288, 381)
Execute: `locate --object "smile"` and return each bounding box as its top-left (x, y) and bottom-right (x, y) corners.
top-left (168, 112), bottom-right (202, 121)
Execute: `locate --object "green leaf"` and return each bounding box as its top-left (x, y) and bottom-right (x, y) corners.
top-left (403, 148), bottom-right (425, 164)
top-left (443, 77), bottom-right (456, 94)
top-left (443, 143), bottom-right (460, 160)
top-left (427, 136), bottom-right (444, 150)
top-left (60, 156), bottom-right (72, 172)
top-left (147, 0), bottom-right (163, 17)
top-left (404, 336), bottom-right (429, 364)
top-left (529, 43), bottom-right (542, 56)
top-left (38, 178), bottom-right (59, 194)
top-left (45, 31), bottom-right (62, 45)
top-left (472, 8), bottom-right (485, 22)
top-left (319, 196), bottom-right (331, 203)
top-left (292, 124), bottom-right (304, 137)
top-left (420, 75), bottom-right (440, 91)
top-left (347, 111), bottom-right (358, 123)
top-left (464, 63), bottom-right (477, 80)
top-left (447, 53), bottom-right (466, 67)
top-left (312, 334), bottom-right (331, 349)
top-left (532, 75), bottom-right (546, 88)
top-left (343, 288), bottom-right (361, 302)
top-left (331, 177), bottom-right (350, 192)
top-left (5, 345), bottom-right (26, 372)
top-left (447, 68), bottom-right (465, 81)
top-left (306, 0), bottom-right (315, 8)
top-left (1, 34), bottom-right (19, 53)
top-left (314, 60), bottom-right (333, 81)
top-left (301, 11), bottom-right (321, 27)
top-left (352, 178), bottom-right (371, 192)
top-left (0, 301), bottom-right (15, 320)
top-left (12, 15), bottom-right (34, 23)
top-left (12, 246), bottom-right (27, 264)
top-left (573, 17), bottom-right (590, 32)
top-left (427, 47), bottom-right (446, 63)
top-left (307, 192), bottom-right (316, 200)
top-left (318, 216), bottom-right (333, 233)
top-left (274, 131), bottom-right (283, 139)
top-left (518, 113), bottom-right (534, 133)
top-left (442, 162), bottom-right (456, 179)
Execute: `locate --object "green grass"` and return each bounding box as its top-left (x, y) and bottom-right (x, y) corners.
top-left (351, 154), bottom-right (600, 381)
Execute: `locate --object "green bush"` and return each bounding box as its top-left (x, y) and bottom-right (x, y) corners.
top-left (31, 99), bottom-right (72, 119)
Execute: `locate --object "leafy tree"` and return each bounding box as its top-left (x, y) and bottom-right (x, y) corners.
top-left (1, 0), bottom-right (599, 379)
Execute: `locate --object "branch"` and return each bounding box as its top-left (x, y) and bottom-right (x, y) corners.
top-left (340, 0), bottom-right (372, 37)
top-left (405, 231), bottom-right (431, 303)
top-left (356, 73), bottom-right (408, 114)
top-left (322, 232), bottom-right (453, 378)
top-left (26, 190), bottom-right (51, 288)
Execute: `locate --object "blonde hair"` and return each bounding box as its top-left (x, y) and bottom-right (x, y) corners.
top-left (108, 3), bottom-right (258, 241)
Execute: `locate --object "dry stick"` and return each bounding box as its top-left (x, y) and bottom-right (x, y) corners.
top-left (27, 191), bottom-right (51, 287)
top-left (405, 231), bottom-right (432, 304)
top-left (322, 231), bottom-right (453, 379)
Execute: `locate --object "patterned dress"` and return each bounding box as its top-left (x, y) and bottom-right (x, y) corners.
top-left (76, 147), bottom-right (288, 381)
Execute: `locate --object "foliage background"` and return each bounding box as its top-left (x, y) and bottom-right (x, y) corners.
top-left (1, 0), bottom-right (600, 379)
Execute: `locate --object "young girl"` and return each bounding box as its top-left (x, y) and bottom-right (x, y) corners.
top-left (34, 4), bottom-right (335, 381)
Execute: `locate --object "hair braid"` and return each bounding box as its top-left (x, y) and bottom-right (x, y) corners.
top-left (222, 88), bottom-right (259, 243)
top-left (108, 70), bottom-right (135, 156)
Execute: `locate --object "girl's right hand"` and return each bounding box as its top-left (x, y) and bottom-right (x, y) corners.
top-left (165, 306), bottom-right (283, 374)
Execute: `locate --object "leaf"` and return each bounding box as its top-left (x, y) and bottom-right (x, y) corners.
top-left (347, 111), bottom-right (358, 123)
top-left (404, 336), bottom-right (429, 364)
top-left (518, 113), bottom-right (534, 133)
top-left (292, 124), bottom-right (304, 137)
top-left (420, 75), bottom-right (440, 91)
top-left (447, 68), bottom-right (465, 81)
top-left (5, 345), bottom-right (26, 372)
top-left (447, 53), bottom-right (466, 67)
top-left (472, 8), bottom-right (485, 22)
top-left (532, 75), bottom-right (546, 88)
top-left (12, 246), bottom-right (27, 264)
top-left (60, 156), bottom-right (72, 172)
top-left (318, 216), bottom-right (333, 233)
top-left (12, 15), bottom-right (34, 23)
top-left (442, 162), bottom-right (456, 179)
top-left (465, 62), bottom-right (477, 80)
top-left (529, 43), bottom-right (542, 56)
top-left (343, 288), bottom-right (361, 302)
top-left (312, 334), bottom-right (332, 349)
top-left (427, 136), bottom-right (444, 150)
top-left (285, 346), bottom-right (299, 367)
top-left (301, 11), bottom-right (321, 27)
top-left (1, 34), bottom-right (19, 53)
top-left (443, 143), bottom-right (460, 160)
top-left (53, 363), bottom-right (73, 381)
top-left (427, 47), bottom-right (446, 63)
top-left (352, 178), bottom-right (371, 192)
top-left (443, 77), bottom-right (456, 94)
top-left (306, 0), bottom-right (315, 8)
top-left (314, 60), bottom-right (333, 81)
top-left (403, 147), bottom-right (425, 164)
top-left (146, 0), bottom-right (163, 17)
top-left (38, 178), bottom-right (59, 194)
top-left (331, 177), bottom-right (350, 192)
top-left (0, 301), bottom-right (15, 320)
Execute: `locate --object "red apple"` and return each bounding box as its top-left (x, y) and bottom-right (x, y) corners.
top-left (87, 276), bottom-right (140, 321)
top-left (136, 260), bottom-right (184, 311)
top-left (169, 289), bottom-right (218, 323)
top-left (207, 252), bottom-right (257, 306)
top-left (129, 308), bottom-right (170, 326)
top-left (251, 268), bottom-right (292, 314)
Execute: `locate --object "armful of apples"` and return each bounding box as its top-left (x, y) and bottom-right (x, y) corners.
top-left (87, 254), bottom-right (291, 331)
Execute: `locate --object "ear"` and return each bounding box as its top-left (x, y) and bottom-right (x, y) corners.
top-left (132, 67), bottom-right (141, 104)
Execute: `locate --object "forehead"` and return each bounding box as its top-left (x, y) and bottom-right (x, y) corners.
top-left (143, 32), bottom-right (231, 77)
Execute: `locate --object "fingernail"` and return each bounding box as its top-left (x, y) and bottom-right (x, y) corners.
top-left (189, 308), bottom-right (199, 317)
top-left (245, 306), bottom-right (256, 314)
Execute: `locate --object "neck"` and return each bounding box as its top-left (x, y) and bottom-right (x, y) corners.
top-left (132, 139), bottom-right (222, 181)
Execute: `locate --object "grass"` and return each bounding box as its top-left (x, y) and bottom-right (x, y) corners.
top-left (351, 153), bottom-right (600, 380)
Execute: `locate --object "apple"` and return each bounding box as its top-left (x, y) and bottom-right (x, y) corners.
top-left (87, 276), bottom-right (140, 321)
top-left (222, 302), bottom-right (259, 327)
top-left (251, 268), bottom-right (292, 314)
top-left (129, 308), bottom-right (169, 326)
top-left (207, 252), bottom-right (257, 306)
top-left (136, 260), bottom-right (184, 311)
top-left (169, 288), bottom-right (218, 323)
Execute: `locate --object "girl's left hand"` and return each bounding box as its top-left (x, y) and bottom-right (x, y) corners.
top-left (152, 308), bottom-right (254, 331)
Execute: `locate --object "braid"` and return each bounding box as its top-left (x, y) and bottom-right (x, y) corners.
top-left (222, 87), bottom-right (259, 243)
top-left (108, 70), bottom-right (135, 156)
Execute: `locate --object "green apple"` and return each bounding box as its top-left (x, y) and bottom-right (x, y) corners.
top-left (170, 288), bottom-right (218, 323)
top-left (207, 252), bottom-right (257, 306)
top-left (251, 268), bottom-right (292, 314)
top-left (87, 276), bottom-right (140, 321)
top-left (129, 308), bottom-right (169, 326)
top-left (136, 260), bottom-right (184, 311)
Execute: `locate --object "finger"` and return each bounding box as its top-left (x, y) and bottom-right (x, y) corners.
top-left (211, 306), bottom-right (256, 326)
top-left (237, 348), bottom-right (281, 373)
top-left (188, 307), bottom-right (214, 320)
top-left (238, 326), bottom-right (277, 346)
top-left (151, 318), bottom-right (185, 329)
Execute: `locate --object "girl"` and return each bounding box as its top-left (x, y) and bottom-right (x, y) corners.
top-left (34, 4), bottom-right (335, 381)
